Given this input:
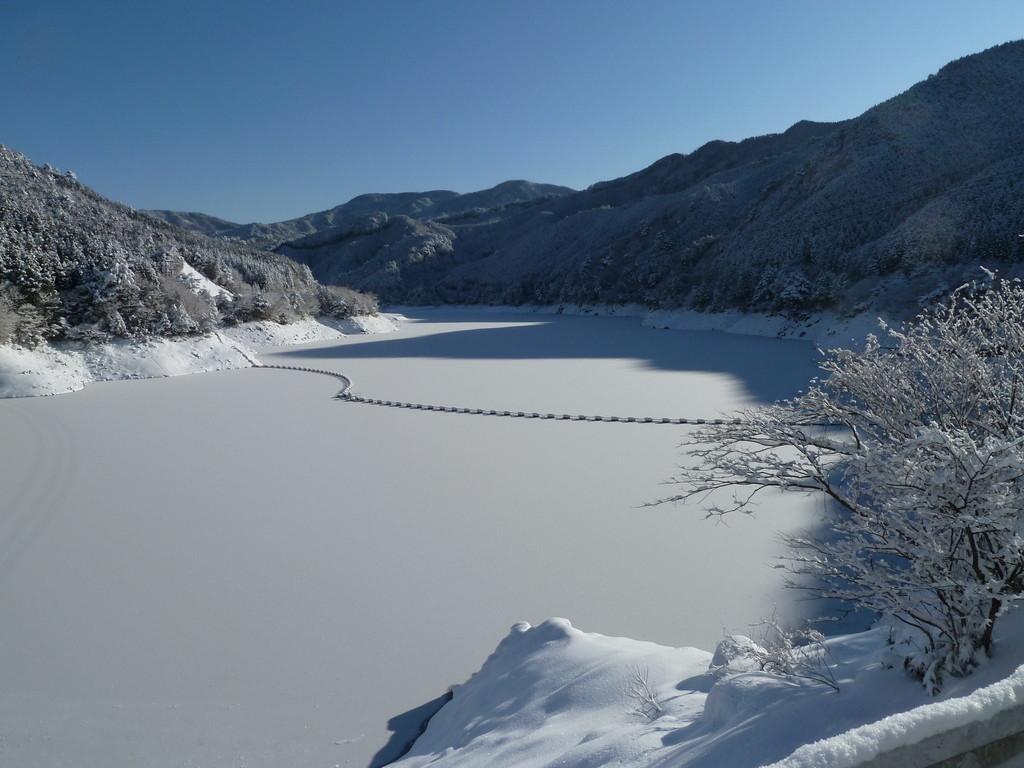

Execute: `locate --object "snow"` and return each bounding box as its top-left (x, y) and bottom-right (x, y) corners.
top-left (640, 308), bottom-right (890, 352)
top-left (222, 313), bottom-right (400, 347)
top-left (770, 662), bottom-right (1024, 768)
top-left (393, 304), bottom-right (892, 350)
top-left (708, 634), bottom-right (765, 673)
top-left (394, 618), bottom-right (711, 768)
top-left (0, 308), bottom-right (822, 767)
top-left (0, 332), bottom-right (256, 398)
top-left (393, 611), bottom-right (1024, 768)
top-left (5, 307), bottom-right (1018, 766)
top-left (0, 343), bottom-right (90, 397)
top-left (223, 317), bottom-right (345, 346)
top-left (0, 314), bottom-right (398, 398)
top-left (341, 312), bottom-right (403, 335)
top-left (180, 259), bottom-right (234, 299)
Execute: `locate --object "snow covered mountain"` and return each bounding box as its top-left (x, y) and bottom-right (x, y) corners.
top-left (189, 40), bottom-right (1024, 315)
top-left (0, 146), bottom-right (376, 349)
top-left (19, 39), bottom-right (1024, 337)
top-left (149, 179), bottom-right (574, 248)
top-left (145, 209), bottom-right (242, 237)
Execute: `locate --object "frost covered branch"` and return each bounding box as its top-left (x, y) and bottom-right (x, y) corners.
top-left (663, 277), bottom-right (1024, 692)
top-left (626, 665), bottom-right (664, 721)
top-left (749, 615), bottom-right (840, 692)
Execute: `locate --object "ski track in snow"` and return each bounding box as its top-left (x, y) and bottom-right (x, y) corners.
top-left (0, 406), bottom-right (78, 585)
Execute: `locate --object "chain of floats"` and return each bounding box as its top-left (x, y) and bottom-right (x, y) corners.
top-left (257, 363), bottom-right (746, 425)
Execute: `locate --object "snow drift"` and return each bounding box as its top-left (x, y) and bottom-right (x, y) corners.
top-left (390, 612), bottom-right (1024, 768)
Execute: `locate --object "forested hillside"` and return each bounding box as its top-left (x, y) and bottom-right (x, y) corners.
top-left (184, 41), bottom-right (1024, 315)
top-left (0, 146), bottom-right (375, 348)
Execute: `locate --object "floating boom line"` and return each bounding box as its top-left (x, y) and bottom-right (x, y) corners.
top-left (256, 364), bottom-right (834, 427)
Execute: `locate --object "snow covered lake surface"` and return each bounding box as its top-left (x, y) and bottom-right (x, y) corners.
top-left (0, 308), bottom-right (826, 767)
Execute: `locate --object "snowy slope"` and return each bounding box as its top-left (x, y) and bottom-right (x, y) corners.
top-left (221, 313), bottom-right (399, 347)
top-left (0, 332), bottom-right (256, 398)
top-left (180, 259), bottom-right (234, 300)
top-left (393, 612), bottom-right (1024, 768)
top-left (0, 314), bottom-right (399, 398)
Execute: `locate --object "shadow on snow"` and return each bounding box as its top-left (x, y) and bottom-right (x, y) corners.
top-left (278, 309), bottom-right (821, 405)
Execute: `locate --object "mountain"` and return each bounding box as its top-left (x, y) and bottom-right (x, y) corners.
top-left (0, 147), bottom-right (375, 348)
top-left (238, 41), bottom-right (1024, 313)
top-left (150, 179), bottom-right (575, 247)
top-left (145, 210), bottom-right (242, 237)
top-left (279, 214), bottom-right (457, 296)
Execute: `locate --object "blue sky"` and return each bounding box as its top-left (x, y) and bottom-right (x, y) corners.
top-left (2, 1), bottom-right (1023, 223)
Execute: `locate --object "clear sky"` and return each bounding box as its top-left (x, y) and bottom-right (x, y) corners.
top-left (2, 1), bottom-right (1023, 223)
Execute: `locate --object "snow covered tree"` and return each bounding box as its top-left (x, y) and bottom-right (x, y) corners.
top-left (0, 146), bottom-right (374, 346)
top-left (165, 302), bottom-right (199, 336)
top-left (0, 283), bottom-right (18, 344)
top-left (775, 268), bottom-right (812, 310)
top-left (104, 309), bottom-right (128, 337)
top-left (664, 277), bottom-right (1024, 692)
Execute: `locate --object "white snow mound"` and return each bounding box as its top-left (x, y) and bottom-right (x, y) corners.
top-left (394, 618), bottom-right (711, 768)
top-left (391, 611), bottom-right (1024, 768)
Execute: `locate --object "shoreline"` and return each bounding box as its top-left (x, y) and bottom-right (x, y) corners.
top-left (0, 314), bottom-right (400, 399)
top-left (387, 303), bottom-right (892, 350)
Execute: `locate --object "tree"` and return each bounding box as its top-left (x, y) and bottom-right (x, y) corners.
top-left (0, 145), bottom-right (377, 346)
top-left (664, 277), bottom-right (1024, 692)
top-left (0, 283), bottom-right (18, 344)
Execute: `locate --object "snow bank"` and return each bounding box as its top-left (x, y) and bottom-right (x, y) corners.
top-left (0, 332), bottom-right (256, 398)
top-left (768, 664), bottom-right (1024, 768)
top-left (640, 308), bottom-right (890, 351)
top-left (391, 612), bottom-right (1024, 768)
top-left (0, 314), bottom-right (402, 398)
top-left (222, 317), bottom-right (345, 346)
top-left (0, 343), bottom-right (91, 397)
top-left (340, 312), bottom-right (402, 335)
top-left (222, 314), bottom-right (400, 347)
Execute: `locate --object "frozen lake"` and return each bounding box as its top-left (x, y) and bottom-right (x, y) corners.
top-left (0, 309), bottom-right (821, 767)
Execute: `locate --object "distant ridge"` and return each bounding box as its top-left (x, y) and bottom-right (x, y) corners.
top-left (150, 179), bottom-right (575, 247)
top-left (145, 210), bottom-right (241, 237)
